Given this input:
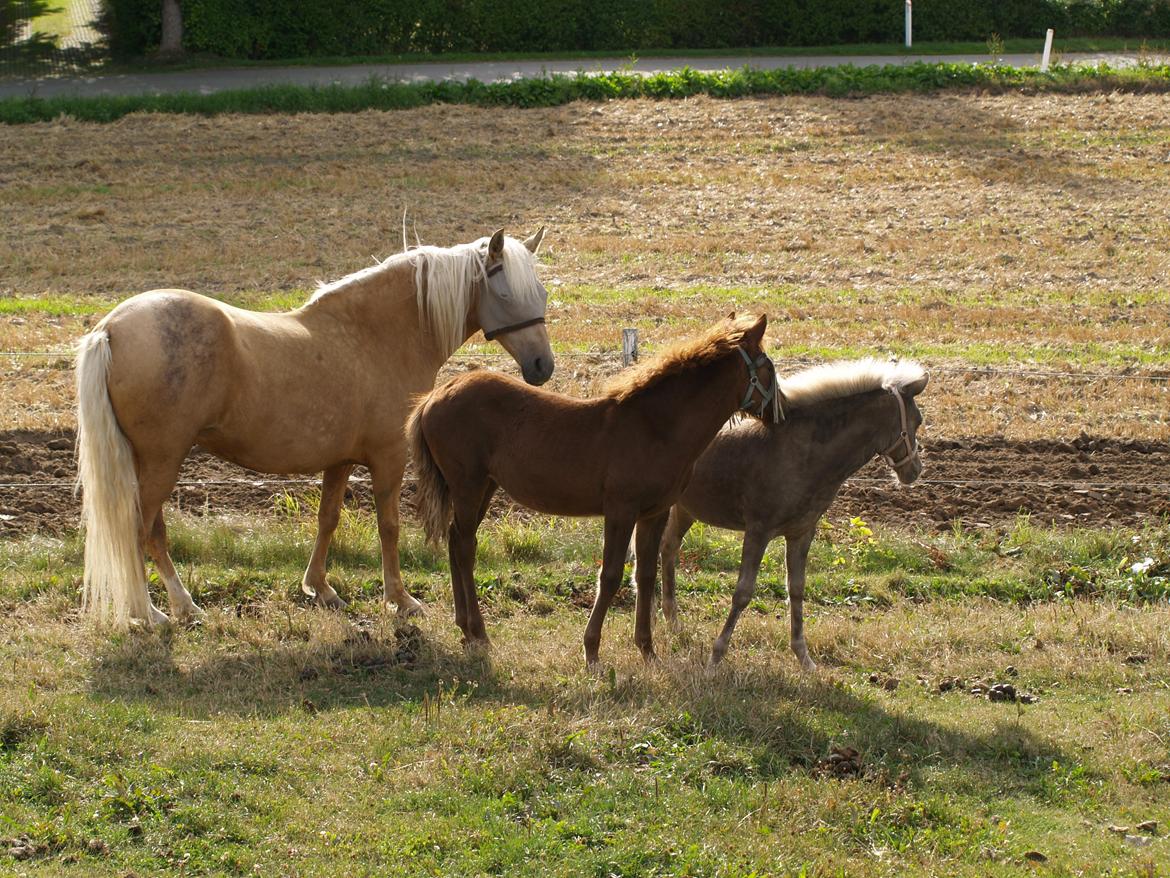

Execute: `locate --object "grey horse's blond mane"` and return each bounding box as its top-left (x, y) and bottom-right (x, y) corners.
top-left (309, 235), bottom-right (543, 355)
top-left (780, 358), bottom-right (926, 409)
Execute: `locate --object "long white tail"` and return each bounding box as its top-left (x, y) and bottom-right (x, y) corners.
top-left (75, 329), bottom-right (150, 626)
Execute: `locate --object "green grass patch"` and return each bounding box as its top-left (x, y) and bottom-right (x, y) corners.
top-left (4, 62), bottom-right (1170, 124)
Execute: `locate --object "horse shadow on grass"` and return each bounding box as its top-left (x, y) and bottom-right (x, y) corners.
top-left (87, 608), bottom-right (1074, 807)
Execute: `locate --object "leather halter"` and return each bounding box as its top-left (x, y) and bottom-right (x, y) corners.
top-left (878, 388), bottom-right (918, 469)
top-left (738, 347), bottom-right (784, 423)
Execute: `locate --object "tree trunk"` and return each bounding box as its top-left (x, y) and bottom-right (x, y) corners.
top-left (159, 0), bottom-right (183, 57)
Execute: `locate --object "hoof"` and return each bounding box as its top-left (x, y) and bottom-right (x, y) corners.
top-left (462, 636), bottom-right (492, 656)
top-left (317, 592), bottom-right (348, 611)
top-left (174, 604), bottom-right (206, 627)
top-left (395, 596), bottom-right (426, 618)
top-left (148, 604), bottom-right (171, 627)
top-left (798, 657), bottom-right (818, 673)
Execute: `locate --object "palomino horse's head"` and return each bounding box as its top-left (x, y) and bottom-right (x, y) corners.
top-left (477, 228), bottom-right (554, 385)
top-left (880, 373), bottom-right (928, 484)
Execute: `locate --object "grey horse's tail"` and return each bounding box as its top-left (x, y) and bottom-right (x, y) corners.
top-left (406, 394), bottom-right (451, 546)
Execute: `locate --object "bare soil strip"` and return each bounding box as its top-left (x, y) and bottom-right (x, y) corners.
top-left (4, 428), bottom-right (1166, 536)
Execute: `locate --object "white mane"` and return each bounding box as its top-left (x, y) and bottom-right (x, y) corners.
top-left (308, 235), bottom-right (544, 356)
top-left (780, 358), bottom-right (926, 409)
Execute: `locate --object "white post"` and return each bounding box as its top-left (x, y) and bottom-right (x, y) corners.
top-left (621, 328), bottom-right (638, 366)
top-left (1040, 28), bottom-right (1054, 71)
top-left (904, 0), bottom-right (912, 49)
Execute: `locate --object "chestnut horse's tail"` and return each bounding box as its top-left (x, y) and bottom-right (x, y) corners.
top-left (75, 329), bottom-right (150, 627)
top-left (407, 394), bottom-right (451, 546)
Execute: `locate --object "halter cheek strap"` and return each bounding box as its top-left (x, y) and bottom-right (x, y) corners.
top-left (879, 388), bottom-right (918, 469)
top-left (738, 347), bottom-right (784, 423)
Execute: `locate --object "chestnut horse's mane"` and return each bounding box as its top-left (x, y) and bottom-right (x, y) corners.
top-left (603, 316), bottom-right (759, 403)
top-left (779, 358), bottom-right (926, 410)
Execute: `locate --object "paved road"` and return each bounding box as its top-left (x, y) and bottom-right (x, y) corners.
top-left (1, 51), bottom-right (1163, 100)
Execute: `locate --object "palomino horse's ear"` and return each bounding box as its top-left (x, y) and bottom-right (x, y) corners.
top-left (742, 314), bottom-right (767, 349)
top-left (522, 227), bottom-right (546, 255)
top-left (903, 374), bottom-right (929, 397)
top-left (488, 229), bottom-right (506, 260)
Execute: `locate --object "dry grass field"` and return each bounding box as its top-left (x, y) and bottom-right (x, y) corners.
top-left (1, 91), bottom-right (1169, 876)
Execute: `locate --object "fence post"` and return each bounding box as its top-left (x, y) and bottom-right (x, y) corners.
top-left (904, 0), bottom-right (912, 48)
top-left (622, 329), bottom-right (639, 366)
top-left (1040, 28), bottom-right (1054, 72)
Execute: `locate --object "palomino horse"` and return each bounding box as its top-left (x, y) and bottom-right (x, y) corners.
top-left (407, 315), bottom-right (782, 668)
top-left (653, 358), bottom-right (928, 669)
top-left (76, 228), bottom-right (554, 627)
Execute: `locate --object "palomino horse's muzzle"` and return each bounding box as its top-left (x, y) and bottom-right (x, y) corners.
top-left (878, 388), bottom-right (920, 474)
top-left (738, 347), bottom-right (783, 423)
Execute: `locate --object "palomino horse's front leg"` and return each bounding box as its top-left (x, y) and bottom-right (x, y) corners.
top-left (583, 515), bottom-right (636, 669)
top-left (785, 529), bottom-right (817, 671)
top-left (658, 506), bottom-right (696, 631)
top-left (633, 512), bottom-right (670, 661)
top-left (709, 529), bottom-right (771, 666)
top-left (301, 463), bottom-right (355, 610)
top-left (370, 458), bottom-right (424, 616)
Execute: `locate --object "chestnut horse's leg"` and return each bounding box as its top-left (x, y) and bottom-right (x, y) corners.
top-left (300, 463), bottom-right (355, 610)
top-left (658, 506), bottom-right (695, 631)
top-left (785, 529), bottom-right (817, 671)
top-left (633, 512), bottom-right (669, 662)
top-left (709, 528), bottom-right (771, 666)
top-left (370, 456), bottom-right (424, 616)
top-left (448, 479), bottom-right (496, 647)
top-left (583, 514), bottom-right (636, 669)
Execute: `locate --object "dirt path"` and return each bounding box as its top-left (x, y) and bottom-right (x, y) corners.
top-left (3, 429), bottom-right (1166, 537)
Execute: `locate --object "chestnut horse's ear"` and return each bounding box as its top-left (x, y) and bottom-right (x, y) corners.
top-left (742, 314), bottom-right (767, 349)
top-left (903, 373), bottom-right (929, 397)
top-left (522, 227), bottom-right (546, 255)
top-left (488, 228), bottom-right (506, 260)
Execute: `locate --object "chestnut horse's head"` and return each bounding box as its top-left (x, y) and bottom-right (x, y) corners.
top-left (477, 228), bottom-right (554, 386)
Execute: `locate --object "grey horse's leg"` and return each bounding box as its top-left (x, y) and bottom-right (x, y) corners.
top-left (710, 528), bottom-right (771, 666)
top-left (583, 514), bottom-right (637, 669)
top-left (785, 529), bottom-right (817, 671)
top-left (301, 463), bottom-right (355, 610)
top-left (658, 505), bottom-right (695, 630)
top-left (633, 512), bottom-right (669, 661)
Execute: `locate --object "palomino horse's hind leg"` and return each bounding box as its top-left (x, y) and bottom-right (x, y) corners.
top-left (144, 511), bottom-right (203, 623)
top-left (370, 458), bottom-right (424, 616)
top-left (633, 512), bottom-right (669, 662)
top-left (784, 529), bottom-right (817, 671)
top-left (136, 457), bottom-right (189, 625)
top-left (658, 506), bottom-right (695, 631)
top-left (709, 529), bottom-right (771, 666)
top-left (583, 514), bottom-right (636, 669)
top-left (301, 463), bottom-right (355, 610)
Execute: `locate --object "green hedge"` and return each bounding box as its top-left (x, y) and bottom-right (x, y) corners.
top-left (102, 0), bottom-right (1170, 60)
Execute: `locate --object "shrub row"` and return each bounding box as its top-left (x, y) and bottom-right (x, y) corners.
top-left (4, 61), bottom-right (1170, 124)
top-left (101, 0), bottom-right (1170, 60)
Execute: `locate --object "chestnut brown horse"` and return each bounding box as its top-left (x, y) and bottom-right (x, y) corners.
top-left (653, 358), bottom-right (928, 670)
top-left (76, 228), bottom-right (553, 628)
top-left (408, 314), bottom-right (781, 668)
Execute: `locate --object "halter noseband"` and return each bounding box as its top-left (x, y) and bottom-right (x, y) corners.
top-left (738, 347), bottom-right (784, 423)
top-left (878, 388), bottom-right (918, 469)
